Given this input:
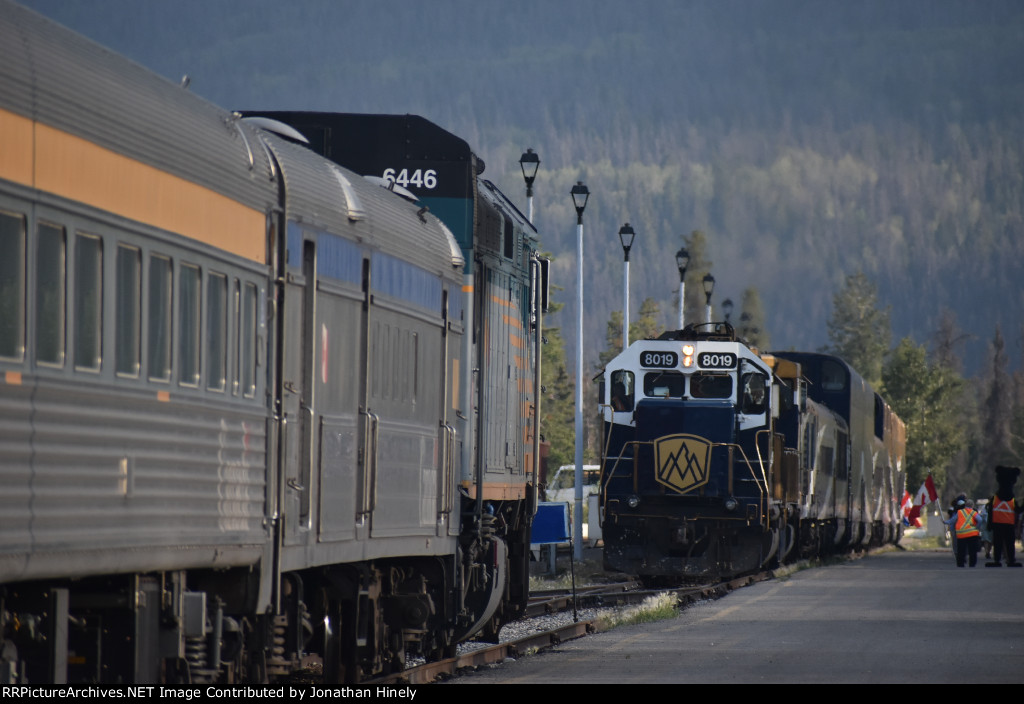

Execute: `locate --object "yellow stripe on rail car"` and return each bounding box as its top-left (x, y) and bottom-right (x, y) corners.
top-left (1, 109), bottom-right (266, 263)
top-left (0, 110), bottom-right (33, 184)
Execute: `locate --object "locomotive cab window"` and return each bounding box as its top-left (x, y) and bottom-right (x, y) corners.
top-left (821, 359), bottom-right (847, 391)
top-left (610, 370), bottom-right (634, 411)
top-left (740, 371), bottom-right (769, 414)
top-left (644, 370), bottom-right (684, 398)
top-left (690, 372), bottom-right (733, 399)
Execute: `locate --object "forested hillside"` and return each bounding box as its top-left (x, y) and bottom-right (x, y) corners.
top-left (23, 0), bottom-right (1024, 374)
top-left (21, 0), bottom-right (1024, 493)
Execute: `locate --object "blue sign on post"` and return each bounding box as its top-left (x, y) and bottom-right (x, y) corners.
top-left (531, 501), bottom-right (571, 547)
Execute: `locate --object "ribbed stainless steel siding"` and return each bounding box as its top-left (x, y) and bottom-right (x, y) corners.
top-left (262, 133), bottom-right (461, 280)
top-left (0, 375), bottom-right (267, 582)
top-left (0, 1), bottom-right (274, 214)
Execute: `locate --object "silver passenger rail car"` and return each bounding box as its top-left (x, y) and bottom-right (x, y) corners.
top-left (1, 1), bottom-right (542, 684)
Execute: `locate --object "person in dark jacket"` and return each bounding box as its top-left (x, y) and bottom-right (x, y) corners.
top-left (986, 465), bottom-right (1023, 567)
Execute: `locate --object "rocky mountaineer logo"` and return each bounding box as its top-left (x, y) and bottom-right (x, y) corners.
top-left (655, 434), bottom-right (712, 493)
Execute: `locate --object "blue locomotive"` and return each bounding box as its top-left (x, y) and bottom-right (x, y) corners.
top-left (0, 2), bottom-right (541, 683)
top-left (599, 322), bottom-right (905, 583)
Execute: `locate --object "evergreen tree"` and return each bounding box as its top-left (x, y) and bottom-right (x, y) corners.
top-left (1013, 325), bottom-right (1024, 465)
top-left (928, 308), bottom-right (978, 502)
top-left (599, 298), bottom-right (663, 368)
top-left (631, 297), bottom-right (663, 342)
top-left (737, 287), bottom-right (770, 351)
top-left (823, 272), bottom-right (891, 387)
top-left (882, 337), bottom-right (965, 490)
top-left (599, 310), bottom-right (626, 368)
top-left (540, 294), bottom-right (575, 471)
top-left (981, 325), bottom-right (1015, 468)
top-left (930, 308), bottom-right (968, 374)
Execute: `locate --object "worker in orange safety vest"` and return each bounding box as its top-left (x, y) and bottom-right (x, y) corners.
top-left (946, 498), bottom-right (981, 567)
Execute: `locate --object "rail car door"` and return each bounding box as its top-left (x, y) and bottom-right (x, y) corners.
top-left (365, 255), bottom-right (447, 540)
top-left (312, 242), bottom-right (367, 545)
top-left (281, 238), bottom-right (316, 546)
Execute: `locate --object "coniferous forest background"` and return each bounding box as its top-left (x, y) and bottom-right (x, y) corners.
top-left (22, 0), bottom-right (1024, 499)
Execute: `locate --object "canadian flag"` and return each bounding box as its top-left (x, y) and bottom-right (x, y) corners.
top-left (900, 490), bottom-right (913, 518)
top-left (914, 475), bottom-right (938, 506)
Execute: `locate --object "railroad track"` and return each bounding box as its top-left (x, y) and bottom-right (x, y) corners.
top-left (367, 570), bottom-right (775, 685)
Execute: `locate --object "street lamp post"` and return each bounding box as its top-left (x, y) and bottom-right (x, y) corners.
top-left (675, 248), bottom-right (690, 330)
top-left (570, 181), bottom-right (589, 561)
top-left (618, 223), bottom-right (635, 351)
top-left (722, 298), bottom-right (734, 324)
top-left (703, 274), bottom-right (715, 324)
top-left (519, 148), bottom-right (540, 223)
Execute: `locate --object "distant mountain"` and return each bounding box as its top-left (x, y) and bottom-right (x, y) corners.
top-left (21, 0), bottom-right (1024, 374)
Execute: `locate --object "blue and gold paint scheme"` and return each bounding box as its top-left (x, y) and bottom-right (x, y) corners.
top-left (599, 322), bottom-right (906, 583)
top-left (654, 434), bottom-right (713, 494)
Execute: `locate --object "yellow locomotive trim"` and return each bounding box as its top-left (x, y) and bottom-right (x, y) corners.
top-left (502, 313), bottom-right (523, 330)
top-left (2, 109), bottom-right (266, 263)
top-left (459, 481), bottom-right (528, 501)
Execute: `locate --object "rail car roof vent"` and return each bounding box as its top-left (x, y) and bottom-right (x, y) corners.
top-left (363, 175), bottom-right (419, 203)
top-left (240, 116), bottom-right (310, 144)
top-left (330, 166), bottom-right (365, 221)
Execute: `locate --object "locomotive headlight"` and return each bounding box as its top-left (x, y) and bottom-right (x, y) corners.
top-left (724, 497), bottom-right (738, 512)
top-left (627, 494), bottom-right (641, 509)
top-left (682, 345), bottom-right (694, 368)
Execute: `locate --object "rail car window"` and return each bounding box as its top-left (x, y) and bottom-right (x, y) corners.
top-left (178, 264), bottom-right (201, 386)
top-left (240, 282), bottom-right (257, 397)
top-left (644, 370), bottom-right (685, 398)
top-left (692, 372), bottom-right (734, 399)
top-left (35, 223), bottom-right (65, 366)
top-left (73, 233), bottom-right (103, 372)
top-left (0, 211), bottom-right (26, 361)
top-left (115, 245), bottom-right (141, 377)
top-left (610, 370), bottom-right (634, 411)
top-left (206, 272), bottom-right (227, 391)
top-left (147, 255), bottom-right (172, 382)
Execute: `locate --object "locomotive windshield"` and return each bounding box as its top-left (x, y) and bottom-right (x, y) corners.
top-left (690, 372), bottom-right (733, 399)
top-left (644, 370), bottom-right (685, 398)
top-left (640, 370), bottom-right (733, 399)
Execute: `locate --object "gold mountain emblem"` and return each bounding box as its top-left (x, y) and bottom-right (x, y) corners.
top-left (655, 434), bottom-right (712, 494)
